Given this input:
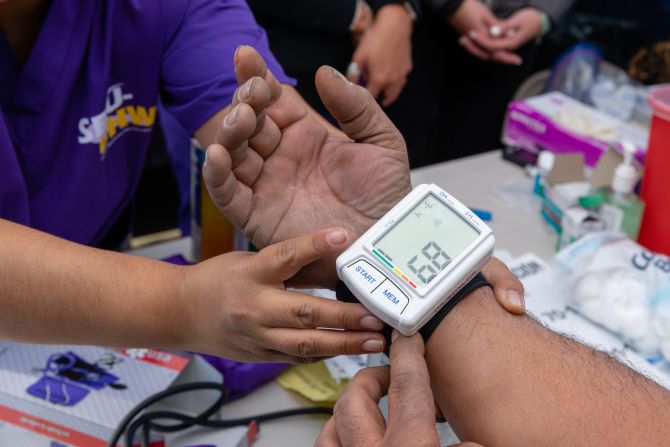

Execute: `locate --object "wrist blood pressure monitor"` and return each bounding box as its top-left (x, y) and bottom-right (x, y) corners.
top-left (336, 184), bottom-right (495, 335)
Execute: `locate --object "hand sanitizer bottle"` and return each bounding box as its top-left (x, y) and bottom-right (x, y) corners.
top-left (533, 150), bottom-right (555, 197)
top-left (605, 141), bottom-right (645, 240)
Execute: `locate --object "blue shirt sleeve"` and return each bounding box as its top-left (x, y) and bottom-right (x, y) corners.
top-left (160, 0), bottom-right (295, 135)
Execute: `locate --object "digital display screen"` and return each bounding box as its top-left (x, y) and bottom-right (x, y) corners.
top-left (374, 194), bottom-right (480, 286)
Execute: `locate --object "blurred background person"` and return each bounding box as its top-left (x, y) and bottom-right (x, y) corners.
top-left (394, 0), bottom-right (577, 167)
top-left (247, 0), bottom-right (419, 119)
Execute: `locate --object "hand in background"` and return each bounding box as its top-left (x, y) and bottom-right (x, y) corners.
top-left (483, 8), bottom-right (543, 52)
top-left (348, 4), bottom-right (413, 106)
top-left (350, 0), bottom-right (374, 45)
top-left (180, 228), bottom-right (386, 363)
top-left (315, 332), bottom-right (444, 447)
top-left (449, 0), bottom-right (523, 65)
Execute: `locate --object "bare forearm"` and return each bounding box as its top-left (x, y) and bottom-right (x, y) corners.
top-left (0, 219), bottom-right (183, 349)
top-left (426, 287), bottom-right (670, 446)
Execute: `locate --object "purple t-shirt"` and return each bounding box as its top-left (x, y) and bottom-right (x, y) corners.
top-left (0, 0), bottom-right (291, 245)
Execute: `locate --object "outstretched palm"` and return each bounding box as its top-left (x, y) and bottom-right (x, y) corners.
top-left (204, 48), bottom-right (410, 287)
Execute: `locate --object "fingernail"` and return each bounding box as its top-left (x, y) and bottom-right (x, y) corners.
top-left (325, 229), bottom-right (347, 246)
top-left (204, 146), bottom-right (211, 167)
top-left (234, 45), bottom-right (242, 65)
top-left (362, 339), bottom-right (384, 352)
top-left (459, 36), bottom-right (467, 46)
top-left (506, 290), bottom-right (525, 310)
top-left (469, 30), bottom-right (478, 40)
top-left (515, 58), bottom-right (523, 66)
top-left (224, 104), bottom-right (239, 127)
top-left (327, 66), bottom-right (349, 84)
top-left (238, 77), bottom-right (255, 102)
top-left (391, 329), bottom-right (400, 343)
top-left (360, 315), bottom-right (383, 330)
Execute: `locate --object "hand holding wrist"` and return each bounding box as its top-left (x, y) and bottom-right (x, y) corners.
top-left (172, 229), bottom-right (387, 362)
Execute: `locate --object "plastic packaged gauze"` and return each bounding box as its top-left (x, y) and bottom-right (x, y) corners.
top-left (555, 232), bottom-right (670, 360)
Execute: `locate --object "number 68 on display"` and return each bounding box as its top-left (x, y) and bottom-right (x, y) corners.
top-left (337, 184), bottom-right (495, 335)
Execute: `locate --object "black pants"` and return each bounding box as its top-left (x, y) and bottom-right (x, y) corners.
top-left (385, 14), bottom-right (538, 168)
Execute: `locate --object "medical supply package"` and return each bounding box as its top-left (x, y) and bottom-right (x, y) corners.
top-left (503, 92), bottom-right (648, 167)
top-left (0, 343), bottom-right (189, 447)
top-left (555, 232), bottom-right (670, 362)
top-left (538, 148), bottom-right (643, 237)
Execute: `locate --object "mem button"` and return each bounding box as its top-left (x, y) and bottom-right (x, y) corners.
top-left (371, 281), bottom-right (409, 315)
top-left (346, 259), bottom-right (387, 293)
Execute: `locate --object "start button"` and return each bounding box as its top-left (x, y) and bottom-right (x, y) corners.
top-left (345, 259), bottom-right (387, 293)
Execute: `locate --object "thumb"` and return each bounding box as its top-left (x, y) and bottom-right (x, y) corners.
top-left (254, 228), bottom-right (350, 284)
top-left (315, 65), bottom-right (406, 154)
top-left (386, 332), bottom-right (440, 444)
top-left (482, 257), bottom-right (525, 314)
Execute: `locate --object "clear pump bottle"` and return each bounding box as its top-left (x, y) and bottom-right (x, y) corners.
top-left (605, 142), bottom-right (645, 240)
top-left (533, 150), bottom-right (556, 198)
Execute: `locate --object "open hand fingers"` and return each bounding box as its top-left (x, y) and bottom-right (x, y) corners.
top-left (202, 144), bottom-right (252, 230)
top-left (235, 45), bottom-right (310, 130)
top-left (230, 76), bottom-right (272, 118)
top-left (234, 45), bottom-right (282, 104)
top-left (226, 76), bottom-right (282, 158)
top-left (211, 103), bottom-right (264, 186)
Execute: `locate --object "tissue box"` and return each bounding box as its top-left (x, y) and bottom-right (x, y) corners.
top-left (503, 92), bottom-right (648, 167)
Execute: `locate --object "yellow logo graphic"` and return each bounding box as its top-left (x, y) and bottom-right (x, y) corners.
top-left (77, 83), bottom-right (156, 158)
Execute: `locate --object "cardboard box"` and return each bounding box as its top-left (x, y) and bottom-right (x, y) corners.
top-left (539, 149), bottom-right (642, 236)
top-left (0, 343), bottom-right (189, 447)
top-left (503, 92), bottom-right (648, 167)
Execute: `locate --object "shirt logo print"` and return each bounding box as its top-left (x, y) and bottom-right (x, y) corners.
top-left (77, 83), bottom-right (156, 158)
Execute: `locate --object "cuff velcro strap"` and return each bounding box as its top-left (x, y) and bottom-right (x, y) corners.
top-left (335, 272), bottom-right (490, 351)
top-left (418, 272), bottom-right (489, 341)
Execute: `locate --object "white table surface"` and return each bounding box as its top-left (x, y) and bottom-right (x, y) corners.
top-left (132, 150), bottom-right (558, 447)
